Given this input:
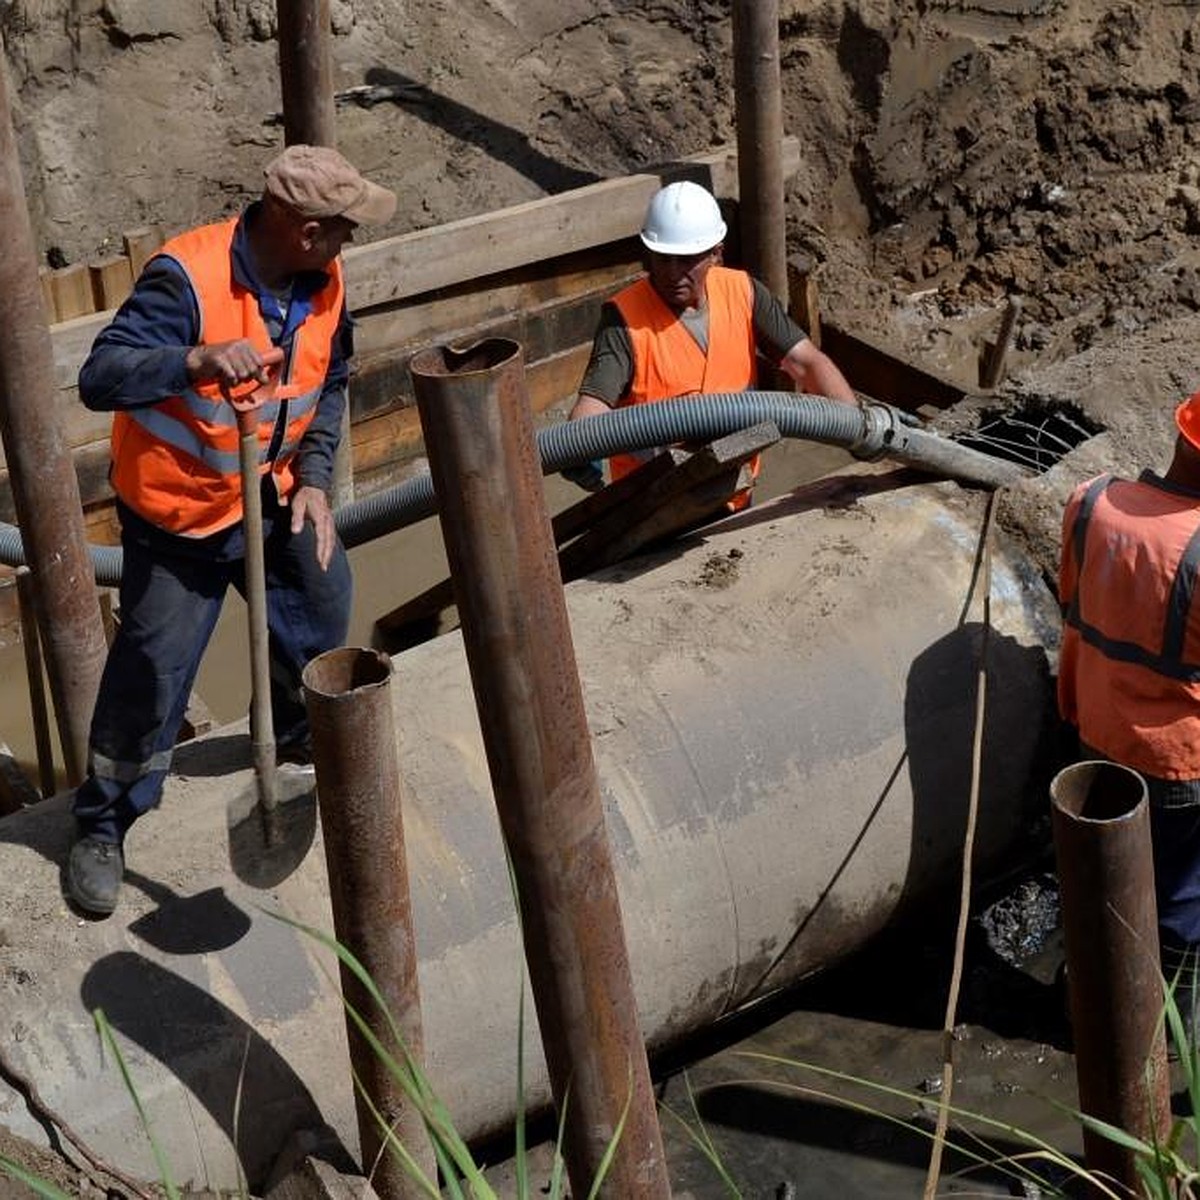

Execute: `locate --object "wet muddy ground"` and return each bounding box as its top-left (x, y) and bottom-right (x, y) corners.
top-left (476, 859), bottom-right (1089, 1199)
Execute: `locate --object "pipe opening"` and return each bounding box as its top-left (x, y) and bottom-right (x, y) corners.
top-left (953, 399), bottom-right (1101, 473)
top-left (1050, 760), bottom-right (1146, 823)
top-left (411, 338), bottom-right (520, 379)
top-left (302, 646), bottom-right (391, 698)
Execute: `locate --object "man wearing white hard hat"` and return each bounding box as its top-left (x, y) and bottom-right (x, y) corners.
top-left (1058, 391), bottom-right (1200, 1028)
top-left (566, 179), bottom-right (856, 500)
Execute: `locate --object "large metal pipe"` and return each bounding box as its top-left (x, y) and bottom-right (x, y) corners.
top-left (1050, 760), bottom-right (1171, 1191)
top-left (732, 0), bottom-right (787, 301)
top-left (411, 338), bottom-right (671, 1198)
top-left (0, 42), bottom-right (107, 783)
top-left (303, 647), bottom-right (432, 1198)
top-left (0, 479), bottom-right (1060, 1191)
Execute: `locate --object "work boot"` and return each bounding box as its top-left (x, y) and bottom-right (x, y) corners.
top-left (67, 836), bottom-right (124, 916)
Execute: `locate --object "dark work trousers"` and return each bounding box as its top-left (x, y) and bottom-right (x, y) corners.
top-left (72, 489), bottom-right (352, 845)
top-left (1150, 800), bottom-right (1200, 949)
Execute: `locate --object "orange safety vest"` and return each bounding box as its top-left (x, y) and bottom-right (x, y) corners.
top-left (609, 266), bottom-right (759, 503)
top-left (109, 218), bottom-right (344, 537)
top-left (1058, 472), bottom-right (1200, 780)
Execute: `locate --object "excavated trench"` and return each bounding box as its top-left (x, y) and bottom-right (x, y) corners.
top-left (3, 0), bottom-right (1200, 1193)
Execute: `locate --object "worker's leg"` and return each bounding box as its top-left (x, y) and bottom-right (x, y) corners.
top-left (1148, 789), bottom-right (1200, 1040)
top-left (70, 536), bottom-right (229, 911)
top-left (257, 500), bottom-right (352, 752)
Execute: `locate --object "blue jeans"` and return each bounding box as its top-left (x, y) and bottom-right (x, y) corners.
top-left (72, 491), bottom-right (351, 843)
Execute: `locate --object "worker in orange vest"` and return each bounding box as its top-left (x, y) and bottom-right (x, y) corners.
top-left (1058, 392), bottom-right (1200, 1010)
top-left (565, 180), bottom-right (857, 500)
top-left (67, 146), bottom-right (396, 917)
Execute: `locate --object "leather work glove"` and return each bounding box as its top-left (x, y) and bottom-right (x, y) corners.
top-left (561, 460), bottom-right (605, 493)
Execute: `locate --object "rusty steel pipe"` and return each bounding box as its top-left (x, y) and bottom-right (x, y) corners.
top-left (302, 647), bottom-right (432, 1199)
top-left (277, 0), bottom-right (336, 149)
top-left (733, 0), bottom-right (787, 302)
top-left (1050, 760), bottom-right (1171, 1192)
top-left (411, 339), bottom-right (671, 1199)
top-left (275, 0), bottom-right (354, 509)
top-left (0, 46), bottom-right (107, 784)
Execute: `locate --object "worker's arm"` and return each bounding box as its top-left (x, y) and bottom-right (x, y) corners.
top-left (569, 393), bottom-right (613, 421)
top-left (78, 258), bottom-right (200, 410)
top-left (778, 338), bottom-right (857, 406)
top-left (749, 279), bottom-right (857, 406)
top-left (561, 304), bottom-right (632, 490)
top-left (287, 306), bottom-right (352, 570)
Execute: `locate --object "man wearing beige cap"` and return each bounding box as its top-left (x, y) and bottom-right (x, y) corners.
top-left (67, 145), bottom-right (395, 916)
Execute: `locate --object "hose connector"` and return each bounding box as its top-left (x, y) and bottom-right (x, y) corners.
top-left (848, 402), bottom-right (910, 461)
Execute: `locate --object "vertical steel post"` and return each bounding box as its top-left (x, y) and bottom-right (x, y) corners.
top-left (302, 646), bottom-right (432, 1199)
top-left (277, 0), bottom-right (336, 148)
top-left (1051, 760), bottom-right (1171, 1192)
top-left (411, 339), bottom-right (671, 1199)
top-left (276, 0), bottom-right (354, 507)
top-left (0, 43), bottom-right (107, 784)
top-left (733, 0), bottom-right (787, 301)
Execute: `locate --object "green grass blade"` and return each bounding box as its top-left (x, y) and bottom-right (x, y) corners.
top-left (93, 1010), bottom-right (180, 1200)
top-left (583, 1073), bottom-right (631, 1200)
top-left (546, 1093), bottom-right (570, 1200)
top-left (657, 1072), bottom-right (743, 1198)
top-left (0, 1157), bottom-right (73, 1199)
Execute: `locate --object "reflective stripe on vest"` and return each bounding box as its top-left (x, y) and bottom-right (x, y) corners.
top-left (609, 267), bottom-right (757, 486)
top-left (109, 218), bottom-right (343, 537)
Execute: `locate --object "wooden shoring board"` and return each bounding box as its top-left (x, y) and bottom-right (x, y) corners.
top-left (372, 424), bottom-right (779, 653)
top-left (372, 449), bottom-right (689, 651)
top-left (821, 321), bottom-right (968, 413)
top-left (555, 423), bottom-right (780, 580)
top-left (343, 141), bottom-right (799, 311)
top-left (49, 140), bottom-right (798, 390)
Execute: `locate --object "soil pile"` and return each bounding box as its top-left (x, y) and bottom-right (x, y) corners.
top-left (8, 1), bottom-right (1199, 386)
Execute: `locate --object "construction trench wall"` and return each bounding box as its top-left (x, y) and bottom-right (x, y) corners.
top-left (0, 473), bottom-right (1059, 1190)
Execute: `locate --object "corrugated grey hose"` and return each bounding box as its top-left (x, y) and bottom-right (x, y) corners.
top-left (0, 393), bottom-right (1026, 585)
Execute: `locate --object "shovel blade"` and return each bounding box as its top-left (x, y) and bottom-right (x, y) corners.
top-left (227, 766), bottom-right (318, 889)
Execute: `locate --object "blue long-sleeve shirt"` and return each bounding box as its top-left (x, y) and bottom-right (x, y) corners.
top-left (80, 204), bottom-right (353, 560)
top-left (80, 202), bottom-right (352, 496)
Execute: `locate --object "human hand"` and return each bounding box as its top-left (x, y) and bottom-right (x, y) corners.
top-left (187, 342), bottom-right (284, 411)
top-left (561, 460), bottom-right (605, 492)
top-left (288, 484), bottom-right (336, 570)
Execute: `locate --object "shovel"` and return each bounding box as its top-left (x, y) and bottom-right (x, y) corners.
top-left (226, 350), bottom-right (318, 888)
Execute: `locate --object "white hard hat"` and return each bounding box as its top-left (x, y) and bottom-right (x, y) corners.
top-left (639, 181), bottom-right (728, 256)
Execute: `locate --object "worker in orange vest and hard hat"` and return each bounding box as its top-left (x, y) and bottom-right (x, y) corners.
top-left (564, 180), bottom-right (858, 501)
top-left (1058, 391), bottom-right (1200, 1020)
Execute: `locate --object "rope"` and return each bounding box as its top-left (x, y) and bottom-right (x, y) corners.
top-left (921, 490), bottom-right (997, 1200)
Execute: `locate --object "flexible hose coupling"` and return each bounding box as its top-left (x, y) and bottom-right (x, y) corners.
top-left (848, 402), bottom-right (912, 461)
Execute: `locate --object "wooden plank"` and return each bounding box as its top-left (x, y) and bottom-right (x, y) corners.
top-left (343, 140), bottom-right (800, 310)
top-left (38, 268), bottom-right (55, 323)
top-left (557, 424), bottom-right (779, 580)
top-left (373, 450), bottom-right (690, 652)
top-left (787, 253), bottom-right (822, 350)
top-left (89, 255), bottom-right (134, 311)
top-left (123, 226), bottom-right (162, 279)
top-left (354, 253), bottom-right (641, 359)
top-left (821, 321), bottom-right (968, 412)
top-left (48, 139), bottom-right (797, 391)
top-left (50, 264), bottom-right (95, 322)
